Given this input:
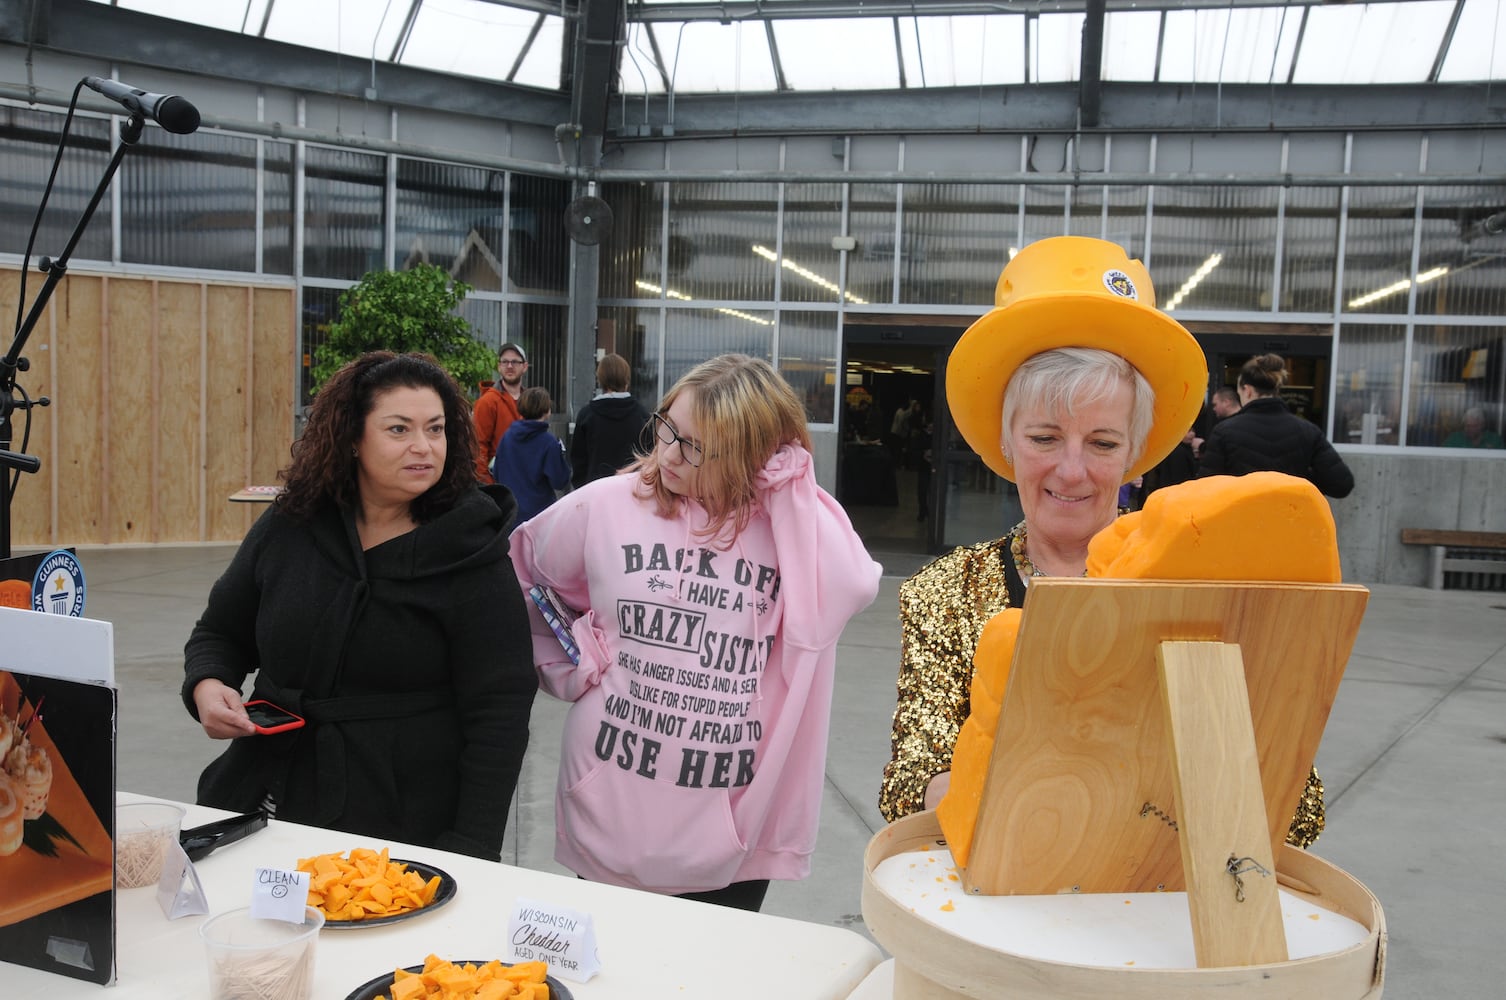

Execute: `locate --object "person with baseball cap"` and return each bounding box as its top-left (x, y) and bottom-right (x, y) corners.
top-left (473, 342), bottom-right (528, 482)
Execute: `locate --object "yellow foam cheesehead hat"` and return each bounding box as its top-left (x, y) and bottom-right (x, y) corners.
top-left (946, 236), bottom-right (1208, 484)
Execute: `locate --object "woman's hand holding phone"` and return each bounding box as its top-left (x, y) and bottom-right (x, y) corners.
top-left (242, 700), bottom-right (306, 735)
top-left (191, 678), bottom-right (259, 740)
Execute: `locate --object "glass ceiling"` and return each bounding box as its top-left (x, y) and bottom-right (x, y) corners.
top-left (92, 0), bottom-right (1506, 94)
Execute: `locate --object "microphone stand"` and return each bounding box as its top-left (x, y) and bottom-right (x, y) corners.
top-left (1, 113), bottom-right (144, 561)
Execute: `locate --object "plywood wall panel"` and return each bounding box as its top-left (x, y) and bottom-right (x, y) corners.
top-left (53, 275), bottom-right (106, 546)
top-left (156, 282), bottom-right (204, 541)
top-left (205, 284), bottom-right (253, 541)
top-left (4, 268), bottom-right (296, 548)
top-left (105, 279), bottom-right (154, 543)
top-left (251, 287), bottom-right (296, 484)
top-left (1, 269), bottom-right (55, 545)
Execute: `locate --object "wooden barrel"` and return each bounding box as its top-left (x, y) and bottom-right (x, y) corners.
top-left (862, 811), bottom-right (1386, 999)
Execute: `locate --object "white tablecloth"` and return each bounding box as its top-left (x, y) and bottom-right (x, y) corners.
top-left (6, 793), bottom-right (882, 999)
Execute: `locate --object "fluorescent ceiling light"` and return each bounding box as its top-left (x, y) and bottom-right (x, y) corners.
top-left (634, 279), bottom-right (772, 326)
top-left (1164, 252), bottom-right (1223, 312)
top-left (1347, 265), bottom-right (1449, 309)
top-left (752, 245), bottom-right (867, 305)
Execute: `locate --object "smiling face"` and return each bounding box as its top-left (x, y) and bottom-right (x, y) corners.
top-left (1007, 381), bottom-right (1134, 553)
top-left (653, 388), bottom-right (706, 499)
top-left (355, 385), bottom-right (448, 511)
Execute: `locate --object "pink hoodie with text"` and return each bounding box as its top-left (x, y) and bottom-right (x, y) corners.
top-left (510, 445), bottom-right (881, 894)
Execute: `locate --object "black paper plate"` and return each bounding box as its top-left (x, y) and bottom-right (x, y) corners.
top-left (343, 959), bottom-right (574, 1000)
top-left (319, 858), bottom-right (456, 930)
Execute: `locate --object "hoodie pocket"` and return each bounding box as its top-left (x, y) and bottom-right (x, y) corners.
top-left (561, 756), bottom-right (747, 891)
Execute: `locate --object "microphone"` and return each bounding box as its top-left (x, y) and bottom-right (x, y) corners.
top-left (83, 76), bottom-right (200, 135)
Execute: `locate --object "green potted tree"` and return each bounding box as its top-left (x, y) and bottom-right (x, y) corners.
top-left (310, 264), bottom-right (496, 395)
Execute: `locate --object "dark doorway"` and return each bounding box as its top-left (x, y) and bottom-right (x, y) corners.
top-left (838, 322), bottom-right (1022, 559)
top-left (1188, 325), bottom-right (1338, 438)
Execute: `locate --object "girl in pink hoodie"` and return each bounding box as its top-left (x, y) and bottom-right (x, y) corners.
top-left (511, 354), bottom-right (881, 910)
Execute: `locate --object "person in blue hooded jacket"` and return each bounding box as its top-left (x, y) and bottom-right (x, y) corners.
top-left (494, 386), bottom-right (572, 525)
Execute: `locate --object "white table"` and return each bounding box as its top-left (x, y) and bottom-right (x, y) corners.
top-left (7, 793), bottom-right (882, 999)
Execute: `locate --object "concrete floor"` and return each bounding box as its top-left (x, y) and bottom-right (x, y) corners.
top-left (41, 542), bottom-right (1506, 998)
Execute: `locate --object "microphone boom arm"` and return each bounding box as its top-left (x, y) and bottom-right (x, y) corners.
top-left (1, 111), bottom-right (145, 559)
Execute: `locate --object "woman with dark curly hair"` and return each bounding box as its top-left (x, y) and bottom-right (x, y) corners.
top-left (182, 351), bottom-right (536, 860)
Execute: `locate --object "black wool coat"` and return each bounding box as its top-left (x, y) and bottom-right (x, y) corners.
top-left (570, 395), bottom-right (652, 488)
top-left (182, 485), bottom-right (536, 860)
top-left (1197, 396), bottom-right (1355, 498)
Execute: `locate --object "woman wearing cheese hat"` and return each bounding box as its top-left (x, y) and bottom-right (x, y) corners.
top-left (878, 236), bottom-right (1328, 848)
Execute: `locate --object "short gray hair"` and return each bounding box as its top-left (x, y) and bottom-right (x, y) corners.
top-left (999, 347), bottom-right (1155, 470)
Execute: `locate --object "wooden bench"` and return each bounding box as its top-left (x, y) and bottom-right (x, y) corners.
top-left (1400, 529), bottom-right (1506, 589)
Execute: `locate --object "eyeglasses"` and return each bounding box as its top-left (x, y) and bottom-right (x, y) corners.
top-left (499, 359), bottom-right (526, 367)
top-left (652, 413), bottom-right (706, 468)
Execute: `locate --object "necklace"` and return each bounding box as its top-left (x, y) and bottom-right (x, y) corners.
top-left (1009, 519), bottom-right (1090, 579)
top-left (1008, 520), bottom-right (1047, 578)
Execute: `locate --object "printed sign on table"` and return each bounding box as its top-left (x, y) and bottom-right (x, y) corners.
top-left (0, 669), bottom-right (117, 985)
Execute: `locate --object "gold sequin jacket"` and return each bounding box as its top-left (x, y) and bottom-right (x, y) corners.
top-left (878, 535), bottom-right (1326, 848)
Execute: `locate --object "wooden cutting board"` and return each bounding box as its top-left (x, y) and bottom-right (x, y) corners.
top-left (962, 579), bottom-right (1368, 897)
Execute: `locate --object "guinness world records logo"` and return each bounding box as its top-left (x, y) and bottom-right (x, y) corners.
top-left (32, 549), bottom-right (86, 617)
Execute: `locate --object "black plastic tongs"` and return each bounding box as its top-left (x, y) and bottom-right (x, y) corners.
top-left (178, 810), bottom-right (268, 862)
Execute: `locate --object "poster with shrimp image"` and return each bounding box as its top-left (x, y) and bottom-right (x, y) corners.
top-left (0, 606), bottom-right (117, 985)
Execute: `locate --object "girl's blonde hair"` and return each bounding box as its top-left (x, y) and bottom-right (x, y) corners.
top-left (633, 354), bottom-right (812, 540)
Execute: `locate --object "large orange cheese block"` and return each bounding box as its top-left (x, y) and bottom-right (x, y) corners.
top-left (939, 473), bottom-right (1339, 866)
top-left (1087, 471), bottom-right (1341, 583)
top-left (934, 608), bottom-right (1020, 867)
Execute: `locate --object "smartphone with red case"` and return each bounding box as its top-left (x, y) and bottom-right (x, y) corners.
top-left (242, 699), bottom-right (306, 735)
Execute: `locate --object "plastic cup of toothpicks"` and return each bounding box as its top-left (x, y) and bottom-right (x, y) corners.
top-left (114, 800), bottom-right (186, 888)
top-left (200, 905), bottom-right (323, 1000)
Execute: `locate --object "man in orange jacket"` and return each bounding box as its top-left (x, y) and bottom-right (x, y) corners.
top-left (473, 342), bottom-right (527, 482)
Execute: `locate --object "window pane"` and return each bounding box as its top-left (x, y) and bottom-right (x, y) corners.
top-left (1414, 185), bottom-right (1506, 316)
top-left (1021, 182), bottom-right (1068, 247)
top-left (1068, 184), bottom-right (1149, 257)
top-left (668, 181), bottom-right (778, 301)
top-left (661, 306), bottom-right (773, 390)
top-left (600, 181), bottom-right (665, 299)
top-left (1281, 187), bottom-right (1340, 312)
top-left (1105, 11), bottom-right (1167, 82)
top-left (898, 15), bottom-right (1023, 87)
top-left (1295, 2), bottom-right (1452, 85)
top-left (298, 285), bottom-right (347, 403)
top-left (848, 184), bottom-right (897, 305)
top-left (0, 107), bottom-right (112, 263)
top-left (263, 141), bottom-right (294, 275)
top-left (1149, 186), bottom-right (1279, 312)
top-left (506, 302), bottom-right (568, 405)
top-left (122, 130), bottom-right (259, 272)
top-left (1333, 323), bottom-right (1405, 446)
top-left (1439, 0), bottom-right (1506, 81)
top-left (396, 158), bottom-right (506, 283)
top-left (772, 20), bottom-right (900, 90)
top-left (510, 174), bottom-right (572, 294)
top-left (900, 184), bottom-right (1017, 306)
top-left (402, 2), bottom-right (559, 88)
top-left (1342, 186), bottom-right (1418, 314)
top-left (779, 183), bottom-right (846, 305)
top-left (635, 21), bottom-right (776, 94)
top-left (1408, 324), bottom-right (1506, 447)
top-left (303, 147), bottom-right (385, 280)
top-left (456, 296), bottom-right (508, 385)
top-left (777, 311), bottom-right (840, 424)
top-left (597, 304), bottom-right (664, 407)
top-left (597, 304), bottom-right (661, 409)
top-left (1033, 13), bottom-right (1084, 83)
